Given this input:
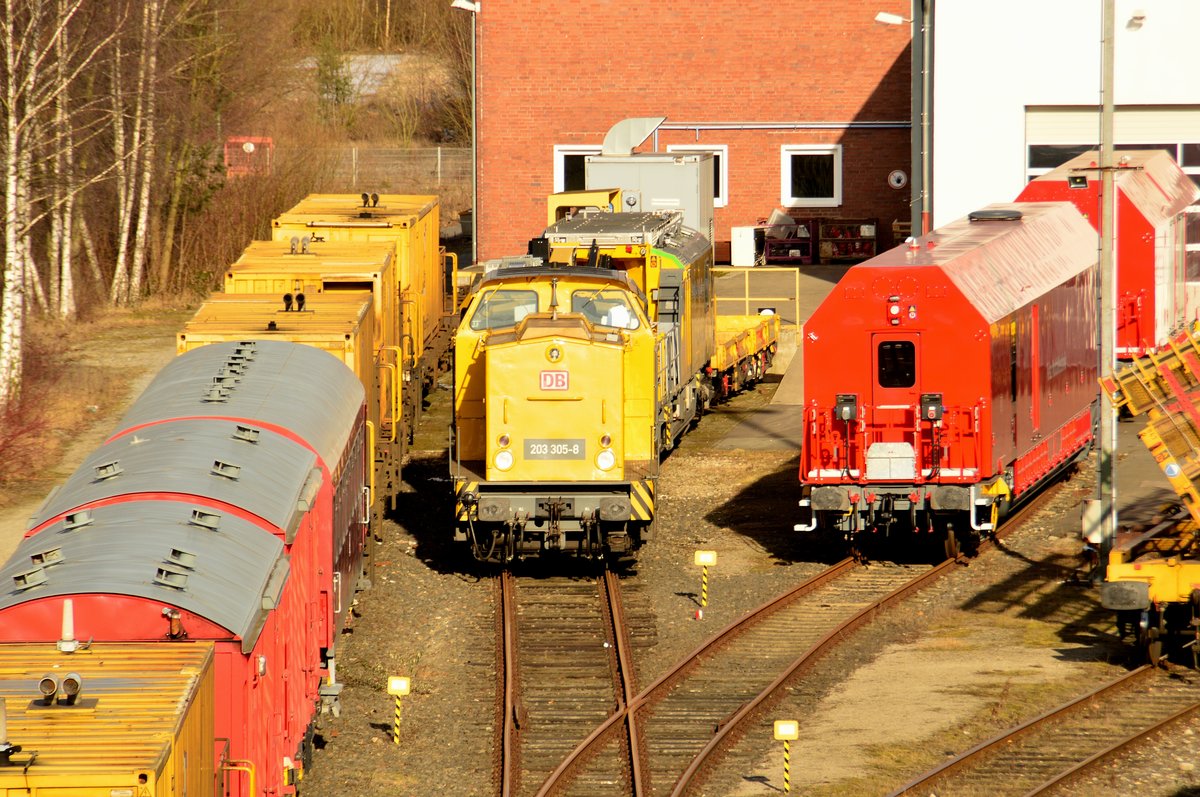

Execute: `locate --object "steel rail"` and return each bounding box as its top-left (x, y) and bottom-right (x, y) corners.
top-left (886, 666), bottom-right (1156, 796)
top-left (669, 479), bottom-right (1071, 796)
top-left (1023, 687), bottom-right (1200, 796)
top-left (499, 570), bottom-right (518, 797)
top-left (603, 569), bottom-right (645, 795)
top-left (668, 556), bottom-right (958, 796)
top-left (534, 558), bottom-right (859, 796)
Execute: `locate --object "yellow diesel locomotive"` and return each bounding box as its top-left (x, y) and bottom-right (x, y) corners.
top-left (451, 208), bottom-right (778, 562)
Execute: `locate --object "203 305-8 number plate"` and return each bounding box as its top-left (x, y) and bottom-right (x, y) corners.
top-left (525, 438), bottom-right (585, 460)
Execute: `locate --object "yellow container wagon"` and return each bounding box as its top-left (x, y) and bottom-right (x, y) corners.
top-left (270, 193), bottom-right (451, 388)
top-left (0, 641), bottom-right (215, 797)
top-left (176, 292), bottom-right (401, 527)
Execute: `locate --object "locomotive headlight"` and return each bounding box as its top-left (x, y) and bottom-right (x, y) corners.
top-left (596, 449), bottom-right (616, 471)
top-left (494, 449), bottom-right (514, 471)
top-left (497, 433), bottom-right (511, 448)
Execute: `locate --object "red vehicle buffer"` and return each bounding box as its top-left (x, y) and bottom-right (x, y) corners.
top-left (798, 202), bottom-right (1099, 555)
top-left (1017, 149), bottom-right (1199, 358)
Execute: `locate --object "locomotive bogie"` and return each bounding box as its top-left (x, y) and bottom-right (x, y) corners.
top-left (800, 202), bottom-right (1100, 545)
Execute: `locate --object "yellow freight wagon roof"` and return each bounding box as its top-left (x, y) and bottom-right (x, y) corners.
top-left (182, 294), bottom-right (370, 336)
top-left (233, 240), bottom-right (394, 270)
top-left (275, 193), bottom-right (438, 228)
top-left (0, 641), bottom-right (213, 782)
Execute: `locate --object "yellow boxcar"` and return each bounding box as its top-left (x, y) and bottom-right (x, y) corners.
top-left (224, 239), bottom-right (397, 355)
top-left (177, 291), bottom-right (401, 522)
top-left (270, 193), bottom-right (449, 385)
top-left (0, 641), bottom-right (215, 797)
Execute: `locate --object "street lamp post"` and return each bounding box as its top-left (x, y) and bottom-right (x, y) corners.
top-left (875, 2), bottom-right (932, 236)
top-left (1098, 0), bottom-right (1117, 571)
top-left (450, 0), bottom-right (478, 265)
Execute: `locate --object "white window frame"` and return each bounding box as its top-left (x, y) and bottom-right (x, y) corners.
top-left (553, 144), bottom-right (602, 193)
top-left (780, 144), bottom-right (842, 208)
top-left (666, 143), bottom-right (729, 208)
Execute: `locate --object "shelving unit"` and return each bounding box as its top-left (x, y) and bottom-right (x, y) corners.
top-left (760, 216), bottom-right (815, 265)
top-left (818, 219), bottom-right (877, 263)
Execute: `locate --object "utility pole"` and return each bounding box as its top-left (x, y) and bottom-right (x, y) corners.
top-left (1098, 0), bottom-right (1117, 570)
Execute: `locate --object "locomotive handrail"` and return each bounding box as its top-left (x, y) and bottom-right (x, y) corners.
top-left (713, 266), bottom-right (801, 329)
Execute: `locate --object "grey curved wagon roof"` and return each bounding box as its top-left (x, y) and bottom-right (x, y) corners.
top-left (112, 340), bottom-right (363, 472)
top-left (1, 499), bottom-right (286, 652)
top-left (29, 418), bottom-right (320, 538)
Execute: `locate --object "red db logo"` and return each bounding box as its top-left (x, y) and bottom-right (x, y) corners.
top-left (540, 370), bottom-right (568, 390)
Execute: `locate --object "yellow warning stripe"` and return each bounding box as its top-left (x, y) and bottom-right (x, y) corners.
top-left (454, 480), bottom-right (479, 521)
top-left (631, 479), bottom-right (655, 521)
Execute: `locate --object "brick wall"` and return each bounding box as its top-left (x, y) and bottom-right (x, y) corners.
top-left (476, 0), bottom-right (913, 261)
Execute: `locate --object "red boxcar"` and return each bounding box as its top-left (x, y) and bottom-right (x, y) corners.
top-left (1017, 149), bottom-right (1199, 358)
top-left (798, 202), bottom-right (1098, 554)
top-left (0, 340), bottom-right (369, 797)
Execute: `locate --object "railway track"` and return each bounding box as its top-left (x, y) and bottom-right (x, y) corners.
top-left (489, 481), bottom-right (1074, 796)
top-left (532, 557), bottom-right (941, 796)
top-left (495, 569), bottom-right (644, 796)
top-left (888, 665), bottom-right (1200, 796)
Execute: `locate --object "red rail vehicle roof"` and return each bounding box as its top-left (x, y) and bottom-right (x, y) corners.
top-left (863, 202), bottom-right (1098, 324)
top-left (1022, 149), bottom-right (1199, 230)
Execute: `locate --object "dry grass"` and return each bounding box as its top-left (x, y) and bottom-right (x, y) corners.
top-left (0, 300), bottom-right (196, 508)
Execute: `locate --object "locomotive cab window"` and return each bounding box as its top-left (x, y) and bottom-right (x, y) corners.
top-left (469, 289), bottom-right (538, 330)
top-left (572, 289), bottom-right (640, 330)
top-left (877, 340), bottom-right (916, 387)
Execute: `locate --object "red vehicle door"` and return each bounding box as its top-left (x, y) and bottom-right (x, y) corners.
top-left (869, 333), bottom-right (921, 481)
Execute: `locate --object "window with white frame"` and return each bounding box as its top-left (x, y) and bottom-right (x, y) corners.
top-left (553, 145), bottom-right (602, 193)
top-left (667, 144), bottom-right (728, 207)
top-left (780, 144), bottom-right (842, 208)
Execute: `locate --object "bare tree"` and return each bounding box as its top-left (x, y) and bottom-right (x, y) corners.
top-left (0, 0), bottom-right (117, 408)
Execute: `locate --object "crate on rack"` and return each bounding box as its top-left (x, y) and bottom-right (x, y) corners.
top-left (818, 218), bottom-right (877, 263)
top-left (758, 210), bottom-right (814, 265)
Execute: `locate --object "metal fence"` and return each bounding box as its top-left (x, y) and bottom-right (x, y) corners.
top-left (278, 146), bottom-right (471, 196)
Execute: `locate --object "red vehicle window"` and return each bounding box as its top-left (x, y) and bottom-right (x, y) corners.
top-left (878, 340), bottom-right (915, 388)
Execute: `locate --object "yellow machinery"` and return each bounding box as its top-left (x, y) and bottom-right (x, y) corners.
top-left (1099, 325), bottom-right (1200, 664)
top-left (270, 193), bottom-right (454, 391)
top-left (452, 208), bottom-right (777, 562)
top-left (0, 641), bottom-right (215, 796)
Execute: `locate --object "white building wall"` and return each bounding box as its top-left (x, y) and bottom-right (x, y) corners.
top-left (933, 0), bottom-right (1200, 228)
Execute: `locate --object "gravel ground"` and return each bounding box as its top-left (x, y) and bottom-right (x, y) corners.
top-left (4, 310), bottom-right (1195, 797)
top-left (300, 376), bottom-right (1200, 797)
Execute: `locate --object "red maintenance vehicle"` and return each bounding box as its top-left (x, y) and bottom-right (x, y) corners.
top-left (797, 202), bottom-right (1099, 556)
top-left (1017, 149), bottom-right (1199, 358)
